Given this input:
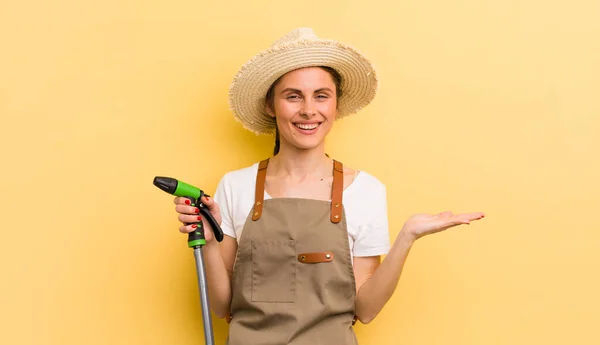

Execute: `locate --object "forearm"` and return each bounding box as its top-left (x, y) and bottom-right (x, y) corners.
top-left (202, 241), bottom-right (232, 318)
top-left (355, 231), bottom-right (415, 323)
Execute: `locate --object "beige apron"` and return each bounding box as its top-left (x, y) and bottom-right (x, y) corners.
top-left (225, 158), bottom-right (358, 345)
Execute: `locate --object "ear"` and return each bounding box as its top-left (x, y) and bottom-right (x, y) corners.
top-left (265, 104), bottom-right (275, 118)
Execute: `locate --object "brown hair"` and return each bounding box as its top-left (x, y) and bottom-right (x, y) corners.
top-left (265, 66), bottom-right (343, 155)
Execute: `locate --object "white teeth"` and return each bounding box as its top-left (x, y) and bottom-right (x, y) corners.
top-left (295, 123), bottom-right (319, 130)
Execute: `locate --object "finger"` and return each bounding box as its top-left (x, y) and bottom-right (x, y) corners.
top-left (178, 213), bottom-right (203, 224)
top-left (458, 212), bottom-right (485, 221)
top-left (175, 204), bottom-right (200, 215)
top-left (200, 194), bottom-right (214, 207)
top-left (179, 223), bottom-right (198, 233)
top-left (439, 219), bottom-right (470, 229)
top-left (173, 197), bottom-right (193, 206)
top-left (200, 195), bottom-right (219, 213)
top-left (448, 213), bottom-right (485, 226)
top-left (446, 218), bottom-right (472, 226)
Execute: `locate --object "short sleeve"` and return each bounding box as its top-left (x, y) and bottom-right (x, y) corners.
top-left (352, 181), bottom-right (391, 257)
top-left (212, 173), bottom-right (236, 239)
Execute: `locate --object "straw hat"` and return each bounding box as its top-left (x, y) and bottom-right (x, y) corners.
top-left (228, 27), bottom-right (378, 135)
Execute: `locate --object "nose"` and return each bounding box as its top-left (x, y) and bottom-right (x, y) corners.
top-left (300, 99), bottom-right (316, 117)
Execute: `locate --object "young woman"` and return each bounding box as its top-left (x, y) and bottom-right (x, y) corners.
top-left (172, 28), bottom-right (485, 345)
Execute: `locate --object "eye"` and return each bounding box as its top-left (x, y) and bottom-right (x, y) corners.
top-left (316, 94), bottom-right (329, 99)
top-left (287, 94), bottom-right (300, 100)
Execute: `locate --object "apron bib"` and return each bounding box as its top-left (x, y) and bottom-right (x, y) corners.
top-left (225, 158), bottom-right (358, 345)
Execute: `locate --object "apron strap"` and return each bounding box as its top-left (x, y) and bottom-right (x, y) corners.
top-left (330, 160), bottom-right (344, 223)
top-left (251, 158), bottom-right (344, 223)
top-left (252, 158), bottom-right (269, 221)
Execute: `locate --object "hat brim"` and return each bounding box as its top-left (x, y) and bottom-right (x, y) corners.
top-left (228, 39), bottom-right (378, 135)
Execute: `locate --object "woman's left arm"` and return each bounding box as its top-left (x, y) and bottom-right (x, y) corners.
top-left (354, 211), bottom-right (485, 324)
top-left (353, 230), bottom-right (414, 324)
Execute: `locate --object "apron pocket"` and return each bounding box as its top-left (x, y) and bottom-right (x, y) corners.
top-left (251, 239), bottom-right (296, 303)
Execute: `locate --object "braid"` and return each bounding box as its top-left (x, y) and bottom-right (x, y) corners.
top-left (274, 124), bottom-right (281, 155)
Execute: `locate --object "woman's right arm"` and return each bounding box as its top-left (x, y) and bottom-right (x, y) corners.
top-left (200, 234), bottom-right (237, 319)
top-left (174, 194), bottom-right (237, 319)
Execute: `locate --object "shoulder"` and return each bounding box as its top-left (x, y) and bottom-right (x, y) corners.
top-left (342, 167), bottom-right (390, 256)
top-left (342, 166), bottom-right (388, 218)
top-left (213, 162), bottom-right (260, 239)
top-left (218, 162), bottom-right (259, 187)
top-left (214, 162), bottom-right (259, 203)
top-left (341, 162), bottom-right (386, 195)
top-left (223, 162), bottom-right (259, 178)
top-left (354, 170), bottom-right (386, 191)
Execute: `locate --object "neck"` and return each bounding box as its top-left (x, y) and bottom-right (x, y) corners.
top-left (269, 141), bottom-right (331, 179)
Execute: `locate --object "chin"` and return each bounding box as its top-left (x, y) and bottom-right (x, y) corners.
top-left (285, 136), bottom-right (320, 149)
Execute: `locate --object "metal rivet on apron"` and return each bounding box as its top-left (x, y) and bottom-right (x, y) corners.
top-left (300, 255), bottom-right (306, 261)
top-left (254, 212), bottom-right (259, 216)
top-left (325, 254), bottom-right (331, 259)
top-left (334, 215), bottom-right (339, 219)
top-left (335, 203), bottom-right (339, 207)
top-left (256, 201), bottom-right (261, 205)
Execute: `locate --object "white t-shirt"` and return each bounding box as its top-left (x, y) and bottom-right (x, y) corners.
top-left (212, 162), bottom-right (391, 259)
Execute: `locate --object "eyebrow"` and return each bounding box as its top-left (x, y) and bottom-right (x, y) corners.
top-left (279, 87), bottom-right (334, 94)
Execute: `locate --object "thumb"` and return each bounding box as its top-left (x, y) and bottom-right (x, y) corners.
top-left (201, 194), bottom-right (217, 209)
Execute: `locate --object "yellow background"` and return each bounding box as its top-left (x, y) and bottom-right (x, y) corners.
top-left (1, 0), bottom-right (599, 344)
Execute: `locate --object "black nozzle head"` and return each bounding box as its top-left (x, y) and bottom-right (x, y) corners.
top-left (153, 176), bottom-right (178, 195)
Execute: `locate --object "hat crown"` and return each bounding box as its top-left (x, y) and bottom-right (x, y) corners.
top-left (273, 27), bottom-right (318, 46)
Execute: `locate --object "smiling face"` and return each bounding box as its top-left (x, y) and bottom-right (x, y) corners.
top-left (266, 67), bottom-right (340, 153)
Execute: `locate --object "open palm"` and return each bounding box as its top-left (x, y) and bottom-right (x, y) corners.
top-left (402, 211), bottom-right (485, 241)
